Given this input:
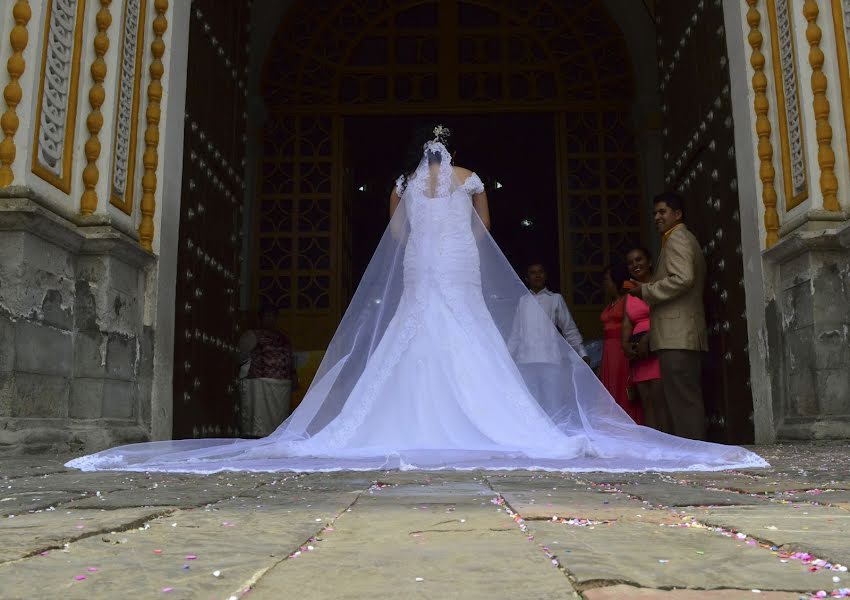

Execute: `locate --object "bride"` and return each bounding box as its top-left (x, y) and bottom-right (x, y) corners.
top-left (67, 126), bottom-right (766, 473)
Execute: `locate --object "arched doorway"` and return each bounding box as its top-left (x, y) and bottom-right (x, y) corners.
top-left (255, 0), bottom-right (643, 351)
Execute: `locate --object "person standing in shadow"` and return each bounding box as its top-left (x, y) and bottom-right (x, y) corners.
top-left (629, 192), bottom-right (708, 441)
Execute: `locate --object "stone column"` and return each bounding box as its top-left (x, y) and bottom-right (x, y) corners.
top-left (0, 0), bottom-right (183, 453)
top-left (725, 0), bottom-right (850, 441)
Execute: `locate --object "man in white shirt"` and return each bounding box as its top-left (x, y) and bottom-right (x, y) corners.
top-left (508, 263), bottom-right (589, 421)
top-left (509, 263), bottom-right (589, 363)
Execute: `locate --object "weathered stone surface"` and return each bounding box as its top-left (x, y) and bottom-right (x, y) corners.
top-left (0, 507), bottom-right (172, 562)
top-left (10, 373), bottom-right (69, 418)
top-left (105, 334), bottom-right (136, 381)
top-left (70, 378), bottom-right (104, 419)
top-left (0, 315), bottom-right (15, 373)
top-left (0, 204), bottom-right (156, 453)
top-left (525, 519), bottom-right (839, 592)
top-left (41, 289), bottom-right (74, 330)
top-left (693, 504), bottom-right (850, 566)
top-left (616, 482), bottom-right (771, 507)
top-left (0, 445), bottom-right (847, 598)
top-left (251, 482), bottom-right (576, 600)
top-left (14, 321), bottom-right (73, 376)
top-left (74, 330), bottom-right (106, 379)
top-left (584, 586), bottom-right (800, 599)
top-left (101, 380), bottom-right (135, 419)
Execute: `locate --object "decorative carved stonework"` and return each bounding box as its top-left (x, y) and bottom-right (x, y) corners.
top-left (110, 0), bottom-right (146, 215)
top-left (768, 0), bottom-right (809, 210)
top-left (0, 0), bottom-right (32, 188)
top-left (32, 0), bottom-right (86, 192)
top-left (831, 0), bottom-right (850, 166)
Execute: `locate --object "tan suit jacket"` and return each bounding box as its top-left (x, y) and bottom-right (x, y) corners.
top-left (641, 224), bottom-right (708, 352)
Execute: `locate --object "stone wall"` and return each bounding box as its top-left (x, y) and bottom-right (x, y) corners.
top-left (766, 222), bottom-right (850, 439)
top-left (0, 196), bottom-right (153, 454)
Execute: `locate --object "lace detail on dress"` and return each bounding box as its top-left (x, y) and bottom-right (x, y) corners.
top-left (408, 141), bottom-right (454, 198)
top-left (462, 172), bottom-right (484, 195)
top-left (297, 190), bottom-right (431, 451)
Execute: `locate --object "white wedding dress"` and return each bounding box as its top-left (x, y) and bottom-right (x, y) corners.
top-left (67, 142), bottom-right (767, 474)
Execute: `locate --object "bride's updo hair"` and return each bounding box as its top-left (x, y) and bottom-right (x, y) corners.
top-left (397, 123), bottom-right (453, 195)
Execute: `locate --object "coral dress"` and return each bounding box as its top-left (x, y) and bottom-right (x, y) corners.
top-left (624, 295), bottom-right (661, 383)
top-left (600, 297), bottom-right (643, 424)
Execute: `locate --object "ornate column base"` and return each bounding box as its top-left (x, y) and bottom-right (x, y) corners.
top-left (765, 220), bottom-right (850, 440)
top-left (0, 194), bottom-right (155, 454)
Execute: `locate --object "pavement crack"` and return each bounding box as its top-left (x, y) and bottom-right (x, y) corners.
top-left (232, 484), bottom-right (368, 597)
top-left (408, 528), bottom-right (477, 534)
top-left (0, 507), bottom-right (177, 565)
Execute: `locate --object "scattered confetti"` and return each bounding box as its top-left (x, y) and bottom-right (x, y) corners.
top-left (213, 570), bottom-right (221, 577)
top-left (415, 577), bottom-right (424, 582)
top-left (162, 587), bottom-right (173, 593)
top-left (185, 555), bottom-right (197, 560)
top-left (74, 575), bottom-right (87, 581)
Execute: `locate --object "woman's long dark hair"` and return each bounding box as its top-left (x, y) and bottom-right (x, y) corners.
top-left (397, 124), bottom-right (453, 196)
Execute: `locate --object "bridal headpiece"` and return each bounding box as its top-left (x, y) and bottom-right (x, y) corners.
top-left (431, 125), bottom-right (450, 144)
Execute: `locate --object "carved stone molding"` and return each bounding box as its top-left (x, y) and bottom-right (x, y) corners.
top-left (31, 0), bottom-right (86, 193)
top-left (767, 0), bottom-right (809, 210)
top-left (0, 0), bottom-right (32, 188)
top-left (803, 0), bottom-right (840, 212)
top-left (831, 0), bottom-right (850, 175)
top-left (80, 0), bottom-right (113, 215)
top-left (746, 0), bottom-right (780, 247)
top-left (138, 0), bottom-right (168, 252)
top-left (110, 0), bottom-right (146, 215)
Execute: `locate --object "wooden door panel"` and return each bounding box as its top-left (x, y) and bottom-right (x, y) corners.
top-left (172, 0), bottom-right (251, 439)
top-left (656, 0), bottom-right (754, 443)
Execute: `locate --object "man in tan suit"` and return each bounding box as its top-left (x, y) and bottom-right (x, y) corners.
top-left (629, 192), bottom-right (708, 440)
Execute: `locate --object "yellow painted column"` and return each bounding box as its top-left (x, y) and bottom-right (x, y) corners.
top-left (803, 0), bottom-right (840, 212)
top-left (746, 0), bottom-right (780, 247)
top-left (138, 0), bottom-right (168, 252)
top-left (81, 0), bottom-right (114, 215)
top-left (0, 0), bottom-right (31, 188)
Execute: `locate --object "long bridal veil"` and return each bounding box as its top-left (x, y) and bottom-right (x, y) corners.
top-left (67, 142), bottom-right (767, 474)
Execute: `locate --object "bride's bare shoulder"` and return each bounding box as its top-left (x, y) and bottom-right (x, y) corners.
top-left (452, 165), bottom-right (474, 181)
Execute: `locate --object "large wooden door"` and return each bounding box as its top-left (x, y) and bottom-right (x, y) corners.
top-left (259, 0), bottom-right (641, 350)
top-left (655, 0), bottom-right (754, 443)
top-left (172, 0), bottom-right (251, 439)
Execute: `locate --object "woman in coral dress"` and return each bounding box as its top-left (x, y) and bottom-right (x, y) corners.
top-left (622, 246), bottom-right (669, 432)
top-left (600, 263), bottom-right (643, 423)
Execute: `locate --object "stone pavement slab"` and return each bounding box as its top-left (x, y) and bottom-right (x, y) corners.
top-left (0, 487), bottom-right (361, 599)
top-left (617, 482), bottom-right (771, 507)
top-left (0, 506), bottom-right (175, 562)
top-left (0, 490), bottom-right (89, 516)
top-left (249, 481), bottom-right (577, 600)
top-left (492, 482), bottom-right (673, 523)
top-left (524, 518), bottom-right (840, 593)
top-left (0, 444), bottom-right (848, 599)
top-left (583, 586), bottom-right (800, 599)
top-left (693, 504), bottom-right (850, 566)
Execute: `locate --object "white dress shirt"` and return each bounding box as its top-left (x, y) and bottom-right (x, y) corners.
top-left (508, 288), bottom-right (587, 364)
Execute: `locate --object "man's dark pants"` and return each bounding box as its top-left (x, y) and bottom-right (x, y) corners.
top-left (657, 349), bottom-right (706, 441)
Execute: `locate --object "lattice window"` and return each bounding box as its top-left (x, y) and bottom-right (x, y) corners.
top-left (259, 0), bottom-right (639, 348)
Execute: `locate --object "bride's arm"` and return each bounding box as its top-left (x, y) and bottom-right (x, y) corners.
top-left (389, 188), bottom-right (401, 219)
top-left (472, 191), bottom-right (491, 230)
